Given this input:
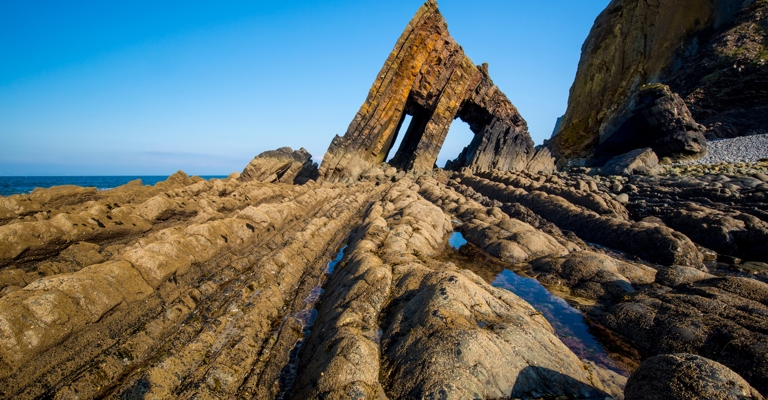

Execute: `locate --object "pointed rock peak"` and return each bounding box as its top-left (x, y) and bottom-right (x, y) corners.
top-left (318, 2), bottom-right (542, 182)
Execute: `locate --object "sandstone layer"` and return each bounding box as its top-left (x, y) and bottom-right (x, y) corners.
top-left (552, 0), bottom-right (768, 164)
top-left (318, 0), bottom-right (550, 182)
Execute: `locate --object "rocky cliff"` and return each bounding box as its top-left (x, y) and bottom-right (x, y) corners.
top-left (319, 0), bottom-right (551, 182)
top-left (552, 0), bottom-right (768, 164)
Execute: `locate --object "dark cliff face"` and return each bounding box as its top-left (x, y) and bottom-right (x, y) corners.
top-left (551, 0), bottom-right (767, 162)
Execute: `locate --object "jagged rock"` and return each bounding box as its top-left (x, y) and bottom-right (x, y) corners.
top-left (595, 84), bottom-right (707, 163)
top-left (552, 0), bottom-right (767, 161)
top-left (624, 354), bottom-right (764, 400)
top-left (240, 147), bottom-right (318, 184)
top-left (599, 147), bottom-right (661, 176)
top-left (319, 1), bottom-right (535, 181)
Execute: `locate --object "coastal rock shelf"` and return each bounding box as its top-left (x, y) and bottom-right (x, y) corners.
top-left (2, 0), bottom-right (768, 397)
top-left (0, 162), bottom-right (767, 398)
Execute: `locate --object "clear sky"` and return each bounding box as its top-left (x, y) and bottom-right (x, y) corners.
top-left (0, 0), bottom-right (609, 176)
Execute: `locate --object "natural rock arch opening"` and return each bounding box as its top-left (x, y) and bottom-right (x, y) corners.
top-left (386, 97), bottom-right (434, 170)
top-left (437, 117), bottom-right (475, 169)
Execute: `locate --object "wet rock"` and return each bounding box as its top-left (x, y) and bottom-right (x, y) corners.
top-left (531, 251), bottom-right (656, 301)
top-left (240, 147), bottom-right (318, 184)
top-left (293, 181), bottom-right (622, 399)
top-left (624, 353), bottom-right (763, 400)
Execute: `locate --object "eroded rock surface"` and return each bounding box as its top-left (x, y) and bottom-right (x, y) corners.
top-left (625, 353), bottom-right (764, 400)
top-left (319, 0), bottom-right (543, 182)
top-left (292, 180), bottom-right (619, 399)
top-left (2, 158), bottom-right (768, 398)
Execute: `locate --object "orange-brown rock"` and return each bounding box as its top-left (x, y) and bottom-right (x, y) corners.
top-left (318, 0), bottom-right (542, 182)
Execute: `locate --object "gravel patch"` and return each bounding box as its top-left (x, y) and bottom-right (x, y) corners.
top-left (677, 133), bottom-right (768, 165)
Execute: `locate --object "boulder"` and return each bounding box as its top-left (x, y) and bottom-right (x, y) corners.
top-left (655, 265), bottom-right (714, 287)
top-left (526, 146), bottom-right (557, 173)
top-left (625, 353), bottom-right (763, 400)
top-left (240, 147), bottom-right (317, 184)
top-left (599, 147), bottom-right (661, 176)
top-left (595, 84), bottom-right (707, 162)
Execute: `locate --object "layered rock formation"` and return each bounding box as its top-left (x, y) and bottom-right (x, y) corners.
top-left (552, 0), bottom-right (768, 163)
top-left (2, 1), bottom-right (768, 398)
top-left (318, 0), bottom-right (549, 182)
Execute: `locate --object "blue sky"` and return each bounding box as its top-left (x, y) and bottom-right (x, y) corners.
top-left (0, 0), bottom-right (609, 176)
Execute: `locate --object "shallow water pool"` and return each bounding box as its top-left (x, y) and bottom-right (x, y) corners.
top-left (492, 269), bottom-right (625, 374)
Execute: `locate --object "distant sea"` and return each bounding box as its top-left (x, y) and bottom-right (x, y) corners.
top-left (0, 176), bottom-right (229, 197)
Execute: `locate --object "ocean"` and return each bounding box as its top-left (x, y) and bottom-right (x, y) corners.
top-left (0, 176), bottom-right (229, 197)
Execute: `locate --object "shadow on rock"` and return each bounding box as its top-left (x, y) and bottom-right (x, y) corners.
top-left (509, 366), bottom-right (610, 400)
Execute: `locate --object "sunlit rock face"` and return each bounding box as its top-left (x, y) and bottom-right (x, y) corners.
top-left (551, 0), bottom-right (768, 164)
top-left (318, 0), bottom-right (551, 182)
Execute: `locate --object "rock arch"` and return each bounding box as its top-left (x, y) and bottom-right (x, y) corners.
top-left (318, 0), bottom-right (551, 181)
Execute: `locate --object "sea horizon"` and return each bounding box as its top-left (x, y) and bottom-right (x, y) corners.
top-left (0, 175), bottom-right (230, 197)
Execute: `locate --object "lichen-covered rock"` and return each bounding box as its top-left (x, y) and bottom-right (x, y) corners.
top-left (240, 147), bottom-right (318, 184)
top-left (624, 353), bottom-right (763, 400)
top-left (319, 1), bottom-right (535, 181)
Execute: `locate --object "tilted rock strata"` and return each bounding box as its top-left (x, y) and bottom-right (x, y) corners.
top-left (292, 180), bottom-right (620, 399)
top-left (553, 0), bottom-right (767, 162)
top-left (0, 174), bottom-right (383, 398)
top-left (319, 0), bottom-right (544, 182)
top-left (1, 158), bottom-right (768, 398)
top-left (456, 170), bottom-right (703, 267)
top-left (434, 166), bottom-right (768, 393)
